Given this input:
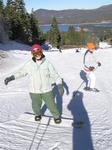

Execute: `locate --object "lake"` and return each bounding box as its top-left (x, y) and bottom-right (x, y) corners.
top-left (39, 23), bottom-right (112, 32)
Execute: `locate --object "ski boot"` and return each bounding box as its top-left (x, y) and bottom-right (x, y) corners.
top-left (83, 87), bottom-right (91, 91)
top-left (54, 118), bottom-right (62, 124)
top-left (35, 115), bottom-right (41, 121)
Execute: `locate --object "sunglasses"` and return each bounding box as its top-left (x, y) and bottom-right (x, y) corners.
top-left (32, 51), bottom-right (42, 56)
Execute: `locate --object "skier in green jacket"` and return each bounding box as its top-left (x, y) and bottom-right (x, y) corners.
top-left (4, 44), bottom-right (63, 124)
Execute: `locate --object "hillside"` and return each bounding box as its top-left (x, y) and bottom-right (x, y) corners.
top-left (0, 42), bottom-right (112, 149)
top-left (34, 4), bottom-right (112, 24)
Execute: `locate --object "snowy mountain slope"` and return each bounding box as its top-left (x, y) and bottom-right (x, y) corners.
top-left (0, 117), bottom-right (72, 150)
top-left (0, 41), bottom-right (30, 51)
top-left (0, 43), bottom-right (112, 150)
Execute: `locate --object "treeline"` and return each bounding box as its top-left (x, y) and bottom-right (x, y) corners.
top-left (0, 0), bottom-right (112, 47)
top-left (44, 17), bottom-right (99, 48)
top-left (0, 0), bottom-right (44, 45)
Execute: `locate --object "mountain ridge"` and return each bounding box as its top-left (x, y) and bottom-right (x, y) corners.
top-left (34, 4), bottom-right (112, 24)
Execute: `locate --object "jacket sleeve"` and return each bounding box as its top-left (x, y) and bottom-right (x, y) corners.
top-left (48, 62), bottom-right (62, 85)
top-left (92, 53), bottom-right (100, 67)
top-left (13, 62), bottom-right (29, 79)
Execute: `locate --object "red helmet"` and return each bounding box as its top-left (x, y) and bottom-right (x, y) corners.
top-left (31, 44), bottom-right (43, 56)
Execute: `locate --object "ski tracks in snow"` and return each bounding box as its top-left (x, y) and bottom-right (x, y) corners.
top-left (0, 118), bottom-right (72, 150)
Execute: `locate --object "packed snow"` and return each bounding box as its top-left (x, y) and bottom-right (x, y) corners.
top-left (0, 41), bottom-right (112, 150)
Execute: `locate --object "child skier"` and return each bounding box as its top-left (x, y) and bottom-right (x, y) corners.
top-left (4, 44), bottom-right (63, 123)
top-left (83, 42), bottom-right (101, 92)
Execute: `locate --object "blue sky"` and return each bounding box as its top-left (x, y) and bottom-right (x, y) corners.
top-left (3, 0), bottom-right (112, 13)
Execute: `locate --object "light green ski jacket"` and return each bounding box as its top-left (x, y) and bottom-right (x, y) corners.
top-left (14, 58), bottom-right (62, 93)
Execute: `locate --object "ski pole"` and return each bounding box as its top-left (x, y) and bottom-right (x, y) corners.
top-left (73, 81), bottom-right (84, 97)
top-left (36, 117), bottom-right (51, 150)
top-left (28, 122), bottom-right (41, 150)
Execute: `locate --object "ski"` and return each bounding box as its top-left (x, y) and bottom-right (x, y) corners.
top-left (19, 113), bottom-right (84, 128)
top-left (83, 87), bottom-right (100, 92)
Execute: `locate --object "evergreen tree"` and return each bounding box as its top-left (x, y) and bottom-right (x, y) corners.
top-left (4, 0), bottom-right (43, 44)
top-left (67, 26), bottom-right (75, 45)
top-left (5, 0), bottom-right (16, 20)
top-left (14, 0), bottom-right (28, 42)
top-left (63, 26), bottom-right (90, 47)
top-left (4, 0), bottom-right (16, 38)
top-left (74, 31), bottom-right (81, 45)
top-left (48, 17), bottom-right (61, 47)
top-left (30, 10), bottom-right (43, 44)
top-left (79, 29), bottom-right (88, 46)
top-left (5, 0), bottom-right (32, 43)
top-left (21, 12), bottom-right (32, 43)
top-left (0, 0), bottom-right (4, 17)
top-left (15, 0), bottom-right (26, 14)
top-left (86, 32), bottom-right (99, 48)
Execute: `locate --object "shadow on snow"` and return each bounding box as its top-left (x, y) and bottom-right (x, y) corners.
top-left (68, 91), bottom-right (94, 150)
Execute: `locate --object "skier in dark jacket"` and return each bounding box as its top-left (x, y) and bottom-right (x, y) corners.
top-left (4, 44), bottom-right (64, 123)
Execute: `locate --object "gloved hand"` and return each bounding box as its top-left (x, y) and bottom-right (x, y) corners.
top-left (97, 62), bottom-right (101, 67)
top-left (89, 66), bottom-right (95, 71)
top-left (58, 84), bottom-right (64, 96)
top-left (4, 75), bottom-right (15, 85)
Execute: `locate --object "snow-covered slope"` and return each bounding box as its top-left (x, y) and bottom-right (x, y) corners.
top-left (0, 43), bottom-right (112, 150)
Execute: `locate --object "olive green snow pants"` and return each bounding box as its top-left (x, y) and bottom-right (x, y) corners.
top-left (29, 91), bottom-right (60, 119)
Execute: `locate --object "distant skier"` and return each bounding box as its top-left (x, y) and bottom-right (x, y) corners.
top-left (83, 42), bottom-right (101, 92)
top-left (57, 34), bottom-right (62, 53)
top-left (4, 44), bottom-right (63, 123)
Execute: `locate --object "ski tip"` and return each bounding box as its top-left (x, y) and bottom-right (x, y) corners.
top-left (83, 87), bottom-right (100, 92)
